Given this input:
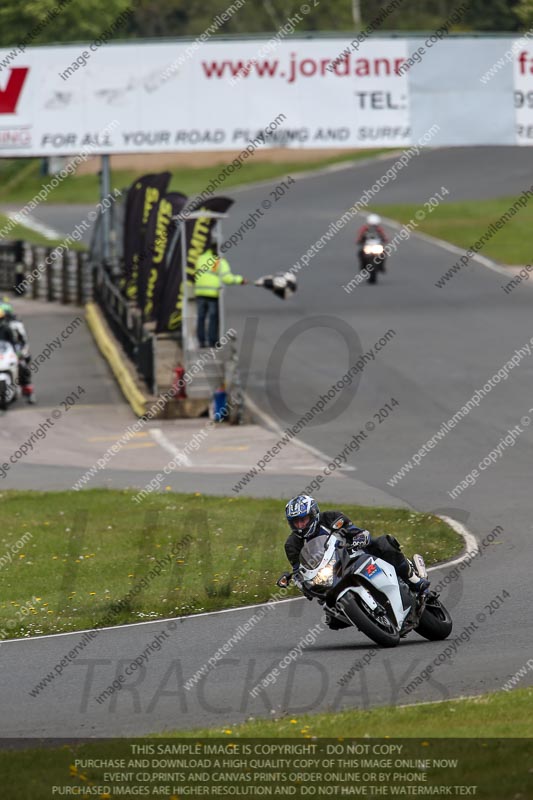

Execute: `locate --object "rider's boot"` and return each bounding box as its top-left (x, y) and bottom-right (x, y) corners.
top-left (407, 555), bottom-right (430, 595)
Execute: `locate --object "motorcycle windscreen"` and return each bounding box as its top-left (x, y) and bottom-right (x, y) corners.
top-left (300, 534), bottom-right (330, 571)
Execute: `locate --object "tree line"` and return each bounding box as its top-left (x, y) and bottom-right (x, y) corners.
top-left (0, 0), bottom-right (531, 48)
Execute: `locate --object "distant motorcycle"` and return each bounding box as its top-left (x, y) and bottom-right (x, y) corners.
top-left (0, 341), bottom-right (20, 410)
top-left (278, 531), bottom-right (452, 648)
top-left (359, 238), bottom-right (386, 284)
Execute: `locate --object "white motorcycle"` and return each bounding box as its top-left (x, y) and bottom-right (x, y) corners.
top-left (281, 531), bottom-right (452, 648)
top-left (0, 341), bottom-right (20, 411)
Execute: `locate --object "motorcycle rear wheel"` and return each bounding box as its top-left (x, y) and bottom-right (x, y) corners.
top-left (415, 599), bottom-right (453, 641)
top-left (340, 593), bottom-right (400, 647)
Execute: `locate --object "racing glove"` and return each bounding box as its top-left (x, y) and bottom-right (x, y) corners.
top-left (348, 529), bottom-right (371, 549)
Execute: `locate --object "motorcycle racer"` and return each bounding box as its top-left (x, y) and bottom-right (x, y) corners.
top-left (0, 306), bottom-right (35, 404)
top-left (356, 213), bottom-right (388, 249)
top-left (281, 495), bottom-right (429, 626)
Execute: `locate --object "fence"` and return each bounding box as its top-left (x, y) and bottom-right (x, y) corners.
top-left (93, 266), bottom-right (156, 395)
top-left (0, 241), bottom-right (155, 394)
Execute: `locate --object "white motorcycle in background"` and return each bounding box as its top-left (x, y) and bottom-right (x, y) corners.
top-left (280, 531), bottom-right (452, 648)
top-left (0, 341), bottom-right (20, 411)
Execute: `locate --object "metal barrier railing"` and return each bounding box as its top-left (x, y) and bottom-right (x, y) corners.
top-left (0, 241), bottom-right (155, 394)
top-left (94, 266), bottom-right (156, 395)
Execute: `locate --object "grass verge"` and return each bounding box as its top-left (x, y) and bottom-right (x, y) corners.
top-left (180, 687), bottom-right (533, 738)
top-left (0, 691), bottom-right (530, 799)
top-left (374, 196), bottom-right (533, 264)
top-left (0, 489), bottom-right (461, 639)
top-left (0, 150), bottom-right (388, 206)
top-left (0, 212), bottom-right (84, 249)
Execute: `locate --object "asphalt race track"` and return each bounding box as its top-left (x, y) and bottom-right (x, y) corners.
top-left (1, 146), bottom-right (533, 736)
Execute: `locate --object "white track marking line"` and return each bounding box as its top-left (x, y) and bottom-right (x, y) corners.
top-left (7, 212), bottom-right (63, 240)
top-left (149, 427), bottom-right (192, 467)
top-left (2, 518), bottom-right (477, 646)
top-left (244, 392), bottom-right (356, 471)
top-left (429, 516), bottom-right (479, 572)
top-left (2, 598), bottom-right (303, 644)
top-left (381, 215), bottom-right (513, 279)
top-left (227, 150), bottom-right (406, 197)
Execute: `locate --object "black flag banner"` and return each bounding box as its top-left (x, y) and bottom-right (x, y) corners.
top-left (122, 172), bottom-right (171, 304)
top-left (255, 271), bottom-right (298, 299)
top-left (155, 196), bottom-right (234, 334)
top-left (143, 191), bottom-right (187, 322)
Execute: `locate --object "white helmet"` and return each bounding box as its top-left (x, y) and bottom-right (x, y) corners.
top-left (367, 214), bottom-right (381, 226)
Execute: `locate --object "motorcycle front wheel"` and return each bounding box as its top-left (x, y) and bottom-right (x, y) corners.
top-left (340, 593), bottom-right (400, 648)
top-left (415, 598), bottom-right (453, 641)
top-left (359, 258), bottom-right (377, 284)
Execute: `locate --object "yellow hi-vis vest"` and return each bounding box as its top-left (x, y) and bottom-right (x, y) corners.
top-left (194, 249), bottom-right (244, 298)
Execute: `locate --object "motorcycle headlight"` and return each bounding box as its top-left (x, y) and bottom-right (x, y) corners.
top-left (311, 557), bottom-right (335, 587)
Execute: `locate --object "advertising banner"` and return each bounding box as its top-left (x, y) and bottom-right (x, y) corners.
top-left (0, 37), bottom-right (532, 154)
top-left (143, 191), bottom-right (187, 322)
top-left (155, 196), bottom-right (234, 334)
top-left (122, 172), bottom-right (171, 305)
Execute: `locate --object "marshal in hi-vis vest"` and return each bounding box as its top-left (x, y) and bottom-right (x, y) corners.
top-left (194, 249), bottom-right (244, 298)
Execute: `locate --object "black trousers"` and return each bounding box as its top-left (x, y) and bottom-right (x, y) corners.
top-left (365, 535), bottom-right (411, 582)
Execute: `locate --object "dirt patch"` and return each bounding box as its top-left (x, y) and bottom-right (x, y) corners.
top-left (75, 148), bottom-right (361, 175)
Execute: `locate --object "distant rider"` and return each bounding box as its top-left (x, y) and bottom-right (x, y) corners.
top-left (0, 307), bottom-right (15, 346)
top-left (0, 305), bottom-right (35, 404)
top-left (280, 495), bottom-right (429, 628)
top-left (356, 213), bottom-right (387, 250)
